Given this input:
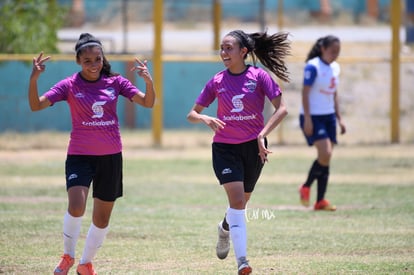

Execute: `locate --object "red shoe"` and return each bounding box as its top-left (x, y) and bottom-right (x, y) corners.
top-left (76, 262), bottom-right (97, 275)
top-left (314, 199), bottom-right (336, 211)
top-left (238, 257), bottom-right (252, 275)
top-left (299, 184), bottom-right (310, 207)
top-left (238, 264), bottom-right (252, 275)
top-left (54, 254), bottom-right (74, 275)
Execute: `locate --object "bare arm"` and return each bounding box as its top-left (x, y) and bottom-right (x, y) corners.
top-left (130, 58), bottom-right (156, 108)
top-left (302, 85), bottom-right (313, 136)
top-left (334, 92), bottom-right (346, 134)
top-left (28, 52), bottom-right (52, 111)
top-left (187, 104), bottom-right (226, 132)
top-left (258, 95), bottom-right (288, 139)
top-left (257, 95), bottom-right (288, 163)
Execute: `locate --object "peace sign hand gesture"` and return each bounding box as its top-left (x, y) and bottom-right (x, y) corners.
top-left (31, 52), bottom-right (51, 80)
top-left (130, 58), bottom-right (153, 84)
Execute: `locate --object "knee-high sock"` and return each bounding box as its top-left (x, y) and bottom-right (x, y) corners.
top-left (79, 223), bottom-right (109, 264)
top-left (226, 208), bottom-right (247, 261)
top-left (63, 211), bottom-right (82, 258)
top-left (317, 165), bottom-right (330, 202)
top-left (304, 160), bottom-right (324, 187)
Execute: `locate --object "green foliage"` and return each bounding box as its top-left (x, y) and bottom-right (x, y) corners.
top-left (0, 0), bottom-right (68, 53)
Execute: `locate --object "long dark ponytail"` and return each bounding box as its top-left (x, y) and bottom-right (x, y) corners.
top-left (306, 35), bottom-right (340, 62)
top-left (227, 30), bottom-right (291, 82)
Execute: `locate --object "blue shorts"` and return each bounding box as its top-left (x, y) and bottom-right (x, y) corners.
top-left (299, 114), bottom-right (337, 146)
top-left (65, 153), bottom-right (123, 201)
top-left (212, 139), bottom-right (266, 193)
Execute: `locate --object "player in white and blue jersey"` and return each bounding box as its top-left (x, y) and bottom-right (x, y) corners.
top-left (299, 35), bottom-right (346, 211)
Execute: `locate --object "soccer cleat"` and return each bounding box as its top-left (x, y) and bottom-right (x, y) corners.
top-left (238, 257), bottom-right (252, 275)
top-left (299, 184), bottom-right (310, 207)
top-left (314, 199), bottom-right (336, 211)
top-left (216, 221), bottom-right (230, 260)
top-left (53, 254), bottom-right (74, 275)
top-left (76, 262), bottom-right (97, 275)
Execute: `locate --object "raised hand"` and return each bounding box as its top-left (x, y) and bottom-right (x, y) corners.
top-left (31, 52), bottom-right (51, 79)
top-left (130, 58), bottom-right (153, 83)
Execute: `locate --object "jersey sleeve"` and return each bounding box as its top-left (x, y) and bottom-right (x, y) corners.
top-left (118, 76), bottom-right (140, 100)
top-left (43, 78), bottom-right (70, 105)
top-left (195, 78), bottom-right (216, 107)
top-left (259, 69), bottom-right (281, 100)
top-left (303, 64), bottom-right (317, 86)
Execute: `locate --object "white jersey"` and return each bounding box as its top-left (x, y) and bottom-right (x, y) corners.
top-left (300, 56), bottom-right (340, 115)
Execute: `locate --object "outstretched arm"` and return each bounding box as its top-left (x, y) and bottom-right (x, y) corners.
top-left (130, 58), bottom-right (155, 108)
top-left (28, 52), bottom-right (52, 111)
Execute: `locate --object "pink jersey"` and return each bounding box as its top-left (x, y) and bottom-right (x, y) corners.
top-left (196, 65), bottom-right (281, 144)
top-left (44, 73), bottom-right (139, 155)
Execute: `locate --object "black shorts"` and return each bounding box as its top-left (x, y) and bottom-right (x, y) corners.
top-left (212, 139), bottom-right (266, 193)
top-left (65, 153), bottom-right (123, 202)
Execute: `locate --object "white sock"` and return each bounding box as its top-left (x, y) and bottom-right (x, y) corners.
top-left (226, 207), bottom-right (247, 261)
top-left (63, 211), bottom-right (82, 258)
top-left (79, 223), bottom-right (109, 264)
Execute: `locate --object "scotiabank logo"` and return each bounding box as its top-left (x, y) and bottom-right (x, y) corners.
top-left (92, 101), bottom-right (106, 118)
top-left (231, 94), bottom-right (245, 113)
top-left (81, 100), bottom-right (116, 127)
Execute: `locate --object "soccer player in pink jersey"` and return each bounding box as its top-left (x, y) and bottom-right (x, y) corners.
top-left (298, 35), bottom-right (346, 211)
top-left (187, 30), bottom-right (290, 275)
top-left (28, 33), bottom-right (155, 275)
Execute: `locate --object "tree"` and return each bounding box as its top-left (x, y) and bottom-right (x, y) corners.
top-left (0, 0), bottom-right (68, 53)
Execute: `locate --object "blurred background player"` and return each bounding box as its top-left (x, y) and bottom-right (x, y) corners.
top-left (298, 35), bottom-right (346, 211)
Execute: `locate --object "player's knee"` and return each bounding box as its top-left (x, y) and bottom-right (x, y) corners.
top-left (229, 198), bottom-right (246, 210)
top-left (68, 206), bottom-right (86, 217)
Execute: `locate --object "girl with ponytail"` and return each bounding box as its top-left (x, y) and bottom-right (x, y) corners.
top-left (29, 33), bottom-right (155, 275)
top-left (187, 29), bottom-right (290, 275)
top-left (298, 35), bottom-right (346, 211)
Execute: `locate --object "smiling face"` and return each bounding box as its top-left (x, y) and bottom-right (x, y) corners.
top-left (220, 35), bottom-right (248, 74)
top-left (321, 41), bottom-right (341, 64)
top-left (77, 46), bottom-right (103, 81)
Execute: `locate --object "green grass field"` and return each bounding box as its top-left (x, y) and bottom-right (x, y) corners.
top-left (0, 131), bottom-right (413, 274)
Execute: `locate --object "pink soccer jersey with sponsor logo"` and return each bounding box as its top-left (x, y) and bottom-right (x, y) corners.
top-left (196, 65), bottom-right (281, 144)
top-left (44, 73), bottom-right (139, 155)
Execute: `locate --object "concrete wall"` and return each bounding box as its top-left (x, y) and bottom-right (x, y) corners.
top-left (0, 59), bottom-right (221, 132)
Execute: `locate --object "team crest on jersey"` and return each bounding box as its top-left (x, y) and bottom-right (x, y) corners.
top-left (104, 87), bottom-right (116, 100)
top-left (244, 80), bottom-right (257, 93)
